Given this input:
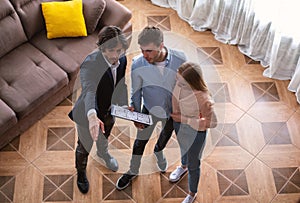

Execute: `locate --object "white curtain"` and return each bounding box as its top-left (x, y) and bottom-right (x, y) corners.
top-left (151, 0), bottom-right (300, 104)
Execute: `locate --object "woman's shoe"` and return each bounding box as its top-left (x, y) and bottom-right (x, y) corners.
top-left (169, 166), bottom-right (187, 182)
top-left (182, 194), bottom-right (197, 203)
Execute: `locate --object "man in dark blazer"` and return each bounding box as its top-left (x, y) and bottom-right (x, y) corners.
top-left (68, 26), bottom-right (129, 194)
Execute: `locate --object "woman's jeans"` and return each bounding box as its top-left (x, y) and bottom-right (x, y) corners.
top-left (173, 121), bottom-right (207, 194)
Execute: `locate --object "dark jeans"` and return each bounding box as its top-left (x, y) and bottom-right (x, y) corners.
top-left (75, 114), bottom-right (114, 172)
top-left (129, 107), bottom-right (174, 174)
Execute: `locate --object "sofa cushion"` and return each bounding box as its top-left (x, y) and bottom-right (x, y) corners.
top-left (30, 31), bottom-right (99, 81)
top-left (9, 0), bottom-right (46, 40)
top-left (0, 43), bottom-right (68, 118)
top-left (0, 0), bottom-right (27, 58)
top-left (41, 0), bottom-right (87, 39)
top-left (99, 0), bottom-right (132, 30)
top-left (0, 99), bottom-right (18, 135)
top-left (83, 0), bottom-right (106, 34)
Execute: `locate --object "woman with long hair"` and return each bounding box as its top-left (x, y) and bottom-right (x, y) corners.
top-left (170, 62), bottom-right (217, 203)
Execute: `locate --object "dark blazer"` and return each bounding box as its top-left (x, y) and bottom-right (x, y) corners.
top-left (69, 50), bottom-right (128, 127)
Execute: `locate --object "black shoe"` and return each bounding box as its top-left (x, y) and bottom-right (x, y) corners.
top-left (97, 151), bottom-right (119, 172)
top-left (155, 151), bottom-right (168, 173)
top-left (116, 173), bottom-right (137, 190)
top-left (77, 171), bottom-right (89, 194)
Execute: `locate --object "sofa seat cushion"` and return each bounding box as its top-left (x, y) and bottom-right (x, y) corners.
top-left (30, 31), bottom-right (99, 81)
top-left (0, 99), bottom-right (18, 134)
top-left (0, 43), bottom-right (68, 119)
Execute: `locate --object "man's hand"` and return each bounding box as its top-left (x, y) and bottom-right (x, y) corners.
top-left (88, 113), bottom-right (105, 141)
top-left (134, 122), bottom-right (145, 129)
top-left (128, 106), bottom-right (145, 129)
top-left (127, 106), bottom-right (135, 112)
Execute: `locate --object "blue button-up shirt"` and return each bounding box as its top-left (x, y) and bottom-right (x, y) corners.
top-left (130, 47), bottom-right (186, 118)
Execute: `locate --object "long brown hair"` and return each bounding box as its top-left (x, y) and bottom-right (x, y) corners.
top-left (178, 62), bottom-right (208, 92)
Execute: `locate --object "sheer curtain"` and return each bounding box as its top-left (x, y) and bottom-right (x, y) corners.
top-left (151, 0), bottom-right (300, 104)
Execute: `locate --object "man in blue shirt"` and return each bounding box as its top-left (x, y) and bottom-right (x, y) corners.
top-left (116, 26), bottom-right (186, 190)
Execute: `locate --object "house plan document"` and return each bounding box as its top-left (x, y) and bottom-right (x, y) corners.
top-left (111, 105), bottom-right (153, 125)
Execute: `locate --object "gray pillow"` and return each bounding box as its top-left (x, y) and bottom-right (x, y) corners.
top-left (82, 0), bottom-right (106, 34)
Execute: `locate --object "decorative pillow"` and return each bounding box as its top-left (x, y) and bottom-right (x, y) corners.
top-left (41, 0), bottom-right (87, 39)
top-left (82, 0), bottom-right (106, 34)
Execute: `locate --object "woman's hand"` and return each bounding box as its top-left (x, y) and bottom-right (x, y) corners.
top-left (187, 117), bottom-right (206, 131)
top-left (170, 113), bottom-right (182, 122)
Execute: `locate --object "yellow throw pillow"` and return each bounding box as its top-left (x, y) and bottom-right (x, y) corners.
top-left (41, 0), bottom-right (87, 39)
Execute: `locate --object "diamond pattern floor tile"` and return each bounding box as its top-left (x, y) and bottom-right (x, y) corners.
top-left (147, 16), bottom-right (171, 31)
top-left (102, 173), bottom-right (133, 201)
top-left (0, 176), bottom-right (15, 202)
top-left (160, 172), bottom-right (188, 199)
top-left (43, 175), bottom-right (73, 201)
top-left (197, 47), bottom-right (223, 65)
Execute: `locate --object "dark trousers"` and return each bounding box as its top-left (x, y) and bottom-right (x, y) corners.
top-left (75, 115), bottom-right (114, 172)
top-left (129, 107), bottom-right (174, 174)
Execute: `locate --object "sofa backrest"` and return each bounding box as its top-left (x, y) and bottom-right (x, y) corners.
top-left (9, 0), bottom-right (106, 39)
top-left (9, 0), bottom-right (63, 39)
top-left (0, 0), bottom-right (28, 58)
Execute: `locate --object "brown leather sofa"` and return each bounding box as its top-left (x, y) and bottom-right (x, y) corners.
top-left (0, 0), bottom-right (132, 149)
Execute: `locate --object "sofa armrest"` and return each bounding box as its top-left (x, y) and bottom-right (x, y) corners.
top-left (98, 0), bottom-right (132, 30)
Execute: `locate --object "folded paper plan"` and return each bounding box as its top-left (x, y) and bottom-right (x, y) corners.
top-left (111, 105), bottom-right (153, 125)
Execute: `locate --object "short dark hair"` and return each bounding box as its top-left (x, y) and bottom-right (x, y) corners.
top-left (138, 26), bottom-right (163, 47)
top-left (97, 26), bottom-right (128, 50)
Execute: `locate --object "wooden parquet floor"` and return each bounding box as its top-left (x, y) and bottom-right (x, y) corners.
top-left (1, 0), bottom-right (300, 202)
